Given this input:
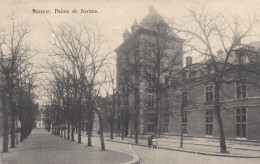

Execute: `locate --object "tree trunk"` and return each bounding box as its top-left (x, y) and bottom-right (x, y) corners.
top-left (16, 116), bottom-right (19, 145)
top-left (63, 122), bottom-right (66, 139)
top-left (20, 122), bottom-right (24, 142)
top-left (67, 121), bottom-right (70, 140)
top-left (75, 122), bottom-right (78, 133)
top-left (11, 111), bottom-right (16, 148)
top-left (60, 122), bottom-right (63, 138)
top-left (134, 87), bottom-right (139, 144)
top-left (110, 120), bottom-right (114, 140)
top-left (121, 86), bottom-right (129, 140)
top-left (87, 115), bottom-right (93, 146)
top-left (214, 82), bottom-right (228, 153)
top-left (1, 90), bottom-right (9, 153)
top-left (51, 116), bottom-right (54, 134)
top-left (121, 110), bottom-right (125, 140)
top-left (8, 88), bottom-right (16, 148)
top-left (134, 116), bottom-right (139, 144)
top-left (155, 92), bottom-right (160, 138)
top-left (71, 122), bottom-right (75, 141)
top-left (96, 109), bottom-right (105, 150)
top-left (180, 104), bottom-right (184, 148)
top-left (78, 120), bottom-right (81, 144)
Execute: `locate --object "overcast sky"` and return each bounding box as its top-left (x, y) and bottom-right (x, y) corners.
top-left (1, 0), bottom-right (260, 59)
top-left (1, 0), bottom-right (260, 104)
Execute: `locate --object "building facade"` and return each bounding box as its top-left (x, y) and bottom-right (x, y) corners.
top-left (116, 6), bottom-right (260, 141)
top-left (177, 53), bottom-right (260, 141)
top-left (116, 6), bottom-right (183, 136)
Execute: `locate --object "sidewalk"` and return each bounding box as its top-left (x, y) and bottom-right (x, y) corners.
top-left (107, 135), bottom-right (260, 158)
top-left (0, 129), bottom-right (134, 164)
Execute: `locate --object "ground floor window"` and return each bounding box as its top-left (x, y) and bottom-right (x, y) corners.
top-left (147, 114), bottom-right (154, 132)
top-left (206, 110), bottom-right (213, 135)
top-left (164, 113), bottom-right (169, 133)
top-left (236, 107), bottom-right (246, 138)
top-left (182, 111), bottom-right (187, 134)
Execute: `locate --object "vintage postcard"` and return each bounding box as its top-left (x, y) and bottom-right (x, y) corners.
top-left (0, 0), bottom-right (260, 164)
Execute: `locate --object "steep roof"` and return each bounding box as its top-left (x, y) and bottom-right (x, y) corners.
top-left (139, 5), bottom-right (168, 30)
top-left (115, 6), bottom-right (184, 52)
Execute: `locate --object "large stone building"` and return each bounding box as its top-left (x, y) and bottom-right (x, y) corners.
top-left (116, 6), bottom-right (184, 136)
top-left (116, 6), bottom-right (260, 141)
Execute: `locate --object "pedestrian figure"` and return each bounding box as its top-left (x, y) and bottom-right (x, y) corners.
top-left (148, 135), bottom-right (152, 149)
top-left (152, 137), bottom-right (157, 149)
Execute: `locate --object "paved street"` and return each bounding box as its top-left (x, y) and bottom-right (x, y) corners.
top-left (84, 133), bottom-right (260, 164)
top-left (2, 130), bottom-right (260, 164)
top-left (0, 129), bottom-right (133, 164)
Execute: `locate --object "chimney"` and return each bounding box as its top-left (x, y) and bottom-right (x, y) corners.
top-left (149, 5), bottom-right (154, 13)
top-left (217, 49), bottom-right (223, 56)
top-left (233, 22), bottom-right (241, 44)
top-left (186, 56), bottom-right (192, 66)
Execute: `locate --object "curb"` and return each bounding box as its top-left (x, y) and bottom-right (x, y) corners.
top-left (107, 140), bottom-right (260, 158)
top-left (158, 140), bottom-right (260, 152)
top-left (70, 134), bottom-right (140, 164)
top-left (104, 147), bottom-right (140, 164)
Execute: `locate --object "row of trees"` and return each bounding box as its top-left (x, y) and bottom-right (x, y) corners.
top-left (43, 22), bottom-right (111, 150)
top-left (0, 16), bottom-right (39, 153)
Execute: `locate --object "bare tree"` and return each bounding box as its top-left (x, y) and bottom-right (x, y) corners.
top-left (141, 19), bottom-right (184, 138)
top-left (174, 4), bottom-right (259, 153)
top-left (116, 35), bottom-right (144, 143)
top-left (0, 16), bottom-right (38, 151)
top-left (47, 22), bottom-right (110, 150)
top-left (101, 67), bottom-right (117, 140)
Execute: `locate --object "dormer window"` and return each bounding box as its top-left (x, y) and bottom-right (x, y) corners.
top-left (236, 81), bottom-right (246, 99)
top-left (206, 66), bottom-right (214, 75)
top-left (189, 71), bottom-right (196, 79)
top-left (237, 55), bottom-right (249, 65)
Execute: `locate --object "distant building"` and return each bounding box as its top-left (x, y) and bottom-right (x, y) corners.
top-left (35, 106), bottom-right (46, 129)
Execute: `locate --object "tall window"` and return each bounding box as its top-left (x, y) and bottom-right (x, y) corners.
top-left (206, 110), bottom-right (213, 135)
top-left (236, 107), bottom-right (246, 138)
top-left (183, 72), bottom-right (187, 81)
top-left (205, 85), bottom-right (214, 103)
top-left (147, 92), bottom-right (154, 108)
top-left (182, 91), bottom-right (187, 106)
top-left (182, 111), bottom-right (187, 134)
top-left (147, 67), bottom-right (155, 84)
top-left (164, 94), bottom-right (169, 108)
top-left (236, 82), bottom-right (246, 99)
top-left (164, 113), bottom-right (169, 133)
top-left (147, 114), bottom-right (154, 132)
